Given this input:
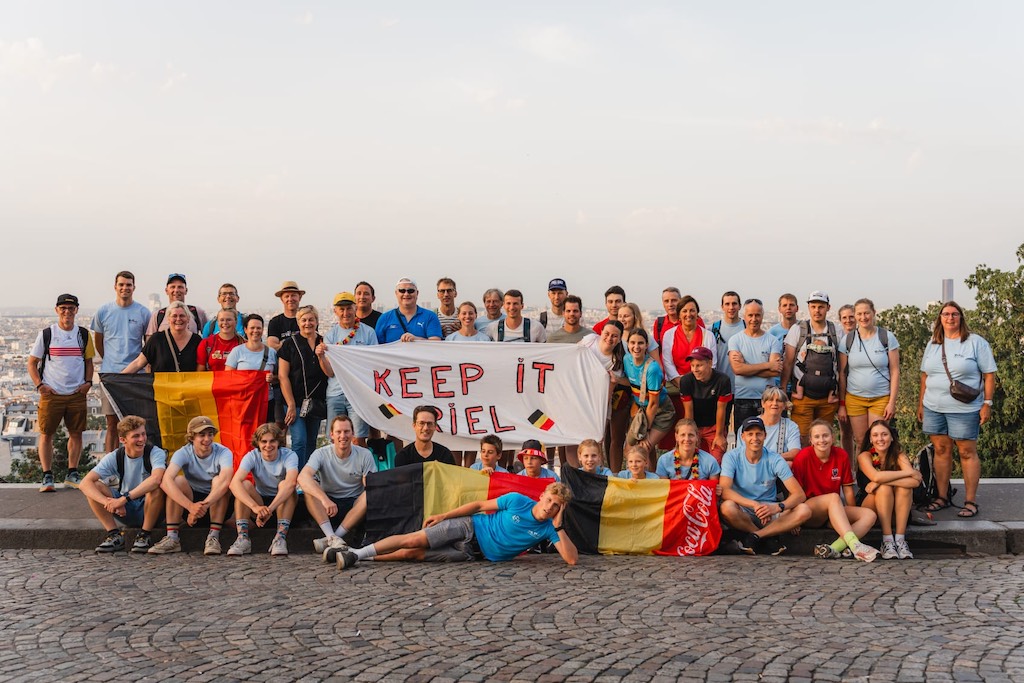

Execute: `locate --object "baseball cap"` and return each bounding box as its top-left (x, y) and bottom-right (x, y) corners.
top-left (333, 292), bottom-right (356, 306)
top-left (548, 278), bottom-right (567, 291)
top-left (807, 290), bottom-right (830, 304)
top-left (55, 293), bottom-right (79, 307)
top-left (166, 273), bottom-right (187, 285)
top-left (740, 416), bottom-right (766, 433)
top-left (686, 346), bottom-right (713, 362)
top-left (187, 416), bottom-right (218, 436)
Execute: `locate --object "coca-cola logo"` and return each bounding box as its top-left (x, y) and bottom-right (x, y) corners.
top-left (676, 482), bottom-right (714, 556)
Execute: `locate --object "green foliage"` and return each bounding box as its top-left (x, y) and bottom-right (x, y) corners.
top-left (8, 426), bottom-right (95, 483)
top-left (878, 244), bottom-right (1024, 477)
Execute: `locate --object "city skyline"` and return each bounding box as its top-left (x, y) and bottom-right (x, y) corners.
top-left (3, 3), bottom-right (1022, 311)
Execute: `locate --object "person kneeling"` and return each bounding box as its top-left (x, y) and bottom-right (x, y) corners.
top-left (228, 423), bottom-right (299, 556)
top-left (719, 416), bottom-right (811, 556)
top-left (79, 415), bottom-right (166, 553)
top-left (331, 482), bottom-right (577, 570)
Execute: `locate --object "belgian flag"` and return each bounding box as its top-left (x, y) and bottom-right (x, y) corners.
top-left (100, 371), bottom-right (269, 467)
top-left (561, 467), bottom-right (721, 556)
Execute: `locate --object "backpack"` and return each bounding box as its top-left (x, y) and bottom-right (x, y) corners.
top-left (711, 319), bottom-right (744, 345)
top-left (367, 438), bottom-right (396, 472)
top-left (156, 305), bottom-right (200, 329)
top-left (115, 443), bottom-right (155, 486)
top-left (794, 320), bottom-right (839, 399)
top-left (38, 326), bottom-right (90, 382)
top-left (912, 443), bottom-right (937, 507)
top-left (497, 318), bottom-right (531, 342)
top-left (539, 311), bottom-right (547, 329)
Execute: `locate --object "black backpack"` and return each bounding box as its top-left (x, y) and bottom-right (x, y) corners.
top-left (115, 444), bottom-right (155, 485)
top-left (497, 318), bottom-right (531, 342)
top-left (156, 304), bottom-right (201, 329)
top-left (794, 320), bottom-right (839, 399)
top-left (912, 443), bottom-right (955, 508)
top-left (843, 328), bottom-right (891, 380)
top-left (38, 326), bottom-right (90, 382)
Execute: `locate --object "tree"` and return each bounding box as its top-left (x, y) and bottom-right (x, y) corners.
top-left (7, 426), bottom-right (95, 483)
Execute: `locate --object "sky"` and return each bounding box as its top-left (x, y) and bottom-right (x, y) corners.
top-left (2, 2), bottom-right (1022, 314)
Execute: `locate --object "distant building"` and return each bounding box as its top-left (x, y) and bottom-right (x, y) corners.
top-left (942, 279), bottom-right (954, 302)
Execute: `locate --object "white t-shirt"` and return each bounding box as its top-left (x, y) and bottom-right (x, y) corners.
top-left (30, 325), bottom-right (95, 395)
top-left (578, 334), bottom-right (623, 378)
top-left (486, 317), bottom-right (546, 343)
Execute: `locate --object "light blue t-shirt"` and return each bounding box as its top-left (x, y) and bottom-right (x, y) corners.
top-left (840, 330), bottom-right (900, 399)
top-left (767, 323), bottom-right (790, 342)
top-left (721, 446), bottom-right (792, 503)
top-left (236, 448), bottom-right (299, 497)
top-left (474, 313), bottom-right (505, 332)
top-left (446, 330), bottom-right (492, 342)
top-left (170, 443), bottom-right (233, 491)
top-left (324, 323), bottom-right (378, 397)
top-left (579, 466), bottom-right (614, 477)
top-left (470, 461), bottom-right (509, 473)
top-left (305, 444), bottom-right (378, 498)
top-left (201, 316), bottom-right (245, 338)
top-left (92, 301), bottom-right (151, 372)
top-left (472, 492), bottom-right (561, 562)
top-left (713, 320), bottom-right (745, 382)
top-left (921, 336), bottom-right (997, 414)
top-left (656, 450), bottom-right (722, 480)
top-left (623, 355), bottom-right (667, 405)
top-left (727, 332), bottom-right (783, 399)
top-left (92, 446), bottom-right (168, 495)
top-left (617, 470), bottom-right (660, 479)
top-left (764, 418), bottom-right (801, 456)
top-left (517, 467), bottom-right (560, 481)
top-left (375, 306), bottom-right (443, 343)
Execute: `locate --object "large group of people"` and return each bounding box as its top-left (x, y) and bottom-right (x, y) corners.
top-left (27, 271), bottom-right (999, 565)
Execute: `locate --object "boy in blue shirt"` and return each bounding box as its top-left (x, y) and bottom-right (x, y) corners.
top-left (469, 434), bottom-right (509, 474)
top-left (332, 482), bottom-right (578, 569)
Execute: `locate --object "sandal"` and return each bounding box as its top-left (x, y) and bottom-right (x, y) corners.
top-left (924, 496), bottom-right (951, 512)
top-left (958, 501), bottom-right (979, 518)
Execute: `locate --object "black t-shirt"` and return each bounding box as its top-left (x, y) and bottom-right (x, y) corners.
top-left (358, 309), bottom-right (381, 329)
top-left (394, 442), bottom-right (455, 468)
top-left (142, 332), bottom-right (201, 373)
top-left (678, 370), bottom-right (733, 428)
top-left (276, 334), bottom-right (327, 400)
top-left (268, 314), bottom-right (300, 342)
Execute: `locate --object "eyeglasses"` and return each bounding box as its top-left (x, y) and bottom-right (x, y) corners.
top-left (414, 421), bottom-right (436, 428)
top-left (940, 312), bottom-right (961, 318)
top-left (744, 298), bottom-right (763, 305)
top-left (397, 288), bottom-right (417, 294)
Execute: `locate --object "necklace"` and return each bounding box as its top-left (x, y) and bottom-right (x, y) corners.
top-left (673, 450), bottom-right (701, 480)
top-left (338, 322), bottom-right (360, 345)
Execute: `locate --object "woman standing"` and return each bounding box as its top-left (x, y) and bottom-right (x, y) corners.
top-left (121, 301), bottom-right (201, 373)
top-left (446, 302), bottom-right (491, 342)
top-left (197, 309), bottom-right (244, 371)
top-left (617, 303), bottom-right (660, 365)
top-left (622, 329), bottom-right (675, 467)
top-left (857, 420), bottom-right (920, 559)
top-left (917, 301), bottom-right (997, 518)
top-left (277, 305), bottom-right (327, 468)
top-left (661, 296), bottom-right (716, 385)
top-left (226, 314), bottom-right (277, 424)
top-left (838, 298), bottom-right (900, 462)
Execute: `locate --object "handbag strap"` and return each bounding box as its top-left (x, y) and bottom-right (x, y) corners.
top-left (638, 358), bottom-right (651, 407)
top-left (258, 345), bottom-right (269, 371)
top-left (940, 339), bottom-right (955, 385)
top-left (165, 329), bottom-right (181, 373)
top-left (293, 335), bottom-right (312, 399)
top-left (776, 420), bottom-right (787, 454)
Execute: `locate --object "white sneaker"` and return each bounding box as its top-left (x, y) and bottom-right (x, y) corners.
top-left (148, 536), bottom-right (181, 554)
top-left (204, 535), bottom-right (222, 556)
top-left (226, 536), bottom-right (251, 556)
top-left (895, 539), bottom-right (914, 560)
top-left (269, 535), bottom-right (289, 556)
top-left (880, 540), bottom-right (898, 560)
top-left (312, 535), bottom-right (348, 554)
top-left (850, 541), bottom-right (879, 563)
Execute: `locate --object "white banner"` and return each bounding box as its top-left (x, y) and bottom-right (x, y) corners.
top-left (324, 341), bottom-right (611, 451)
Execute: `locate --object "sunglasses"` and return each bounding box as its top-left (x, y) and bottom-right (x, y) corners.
top-left (397, 288), bottom-right (417, 294)
top-left (744, 298), bottom-right (763, 305)
top-left (167, 272), bottom-right (186, 281)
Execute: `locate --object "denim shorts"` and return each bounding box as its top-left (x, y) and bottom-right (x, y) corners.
top-left (115, 498), bottom-right (146, 528)
top-left (327, 394), bottom-right (369, 438)
top-left (922, 406), bottom-right (980, 442)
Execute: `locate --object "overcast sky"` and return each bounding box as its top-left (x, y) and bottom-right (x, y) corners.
top-left (2, 2), bottom-right (1022, 314)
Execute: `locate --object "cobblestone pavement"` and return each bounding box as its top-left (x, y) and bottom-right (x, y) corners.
top-left (1, 550), bottom-right (1022, 682)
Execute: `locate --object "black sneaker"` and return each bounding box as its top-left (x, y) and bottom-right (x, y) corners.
top-left (131, 533), bottom-right (153, 553)
top-left (96, 530), bottom-right (125, 553)
top-left (336, 550), bottom-right (359, 571)
top-left (760, 535), bottom-right (787, 556)
top-left (738, 533), bottom-right (759, 555)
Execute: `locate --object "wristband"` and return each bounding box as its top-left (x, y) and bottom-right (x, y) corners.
top-left (983, 400), bottom-right (993, 406)
top-left (838, 400), bottom-right (846, 406)
top-left (36, 383), bottom-right (43, 390)
top-left (554, 526), bottom-right (564, 533)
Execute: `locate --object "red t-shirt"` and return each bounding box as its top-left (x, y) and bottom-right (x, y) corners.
top-left (196, 334), bottom-right (243, 372)
top-left (791, 446), bottom-right (853, 498)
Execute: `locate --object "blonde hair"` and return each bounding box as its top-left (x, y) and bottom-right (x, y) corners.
top-left (578, 438), bottom-right (604, 457)
top-left (544, 481), bottom-right (573, 504)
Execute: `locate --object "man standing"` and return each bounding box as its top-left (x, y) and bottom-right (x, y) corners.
top-left (331, 482), bottom-right (577, 569)
top-left (768, 293), bottom-right (799, 342)
top-left (28, 294), bottom-right (95, 491)
top-left (719, 417), bottom-right (811, 556)
top-left (539, 278), bottom-right (568, 334)
top-left (728, 299), bottom-right (783, 428)
top-left (474, 288), bottom-right (505, 332)
top-left (267, 281), bottom-right (305, 351)
top-left (300, 415), bottom-right (378, 553)
top-left (652, 287), bottom-right (682, 349)
top-left (375, 278), bottom-right (443, 343)
top-left (394, 406), bottom-right (455, 467)
top-left (318, 292), bottom-right (378, 447)
top-left (435, 278), bottom-right (460, 338)
top-left (145, 273), bottom-right (206, 337)
top-left (592, 286), bottom-right (626, 335)
top-left (200, 283), bottom-right (244, 337)
top-left (78, 415), bottom-right (167, 553)
top-left (781, 291), bottom-right (840, 444)
top-left (486, 290), bottom-right (546, 343)
top-left (546, 295), bottom-right (592, 344)
top-left (93, 271), bottom-right (151, 453)
top-left (354, 281), bottom-right (381, 329)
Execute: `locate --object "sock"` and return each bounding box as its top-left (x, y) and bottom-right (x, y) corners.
top-left (830, 538), bottom-right (848, 553)
top-left (67, 468), bottom-right (78, 475)
top-left (209, 523), bottom-right (222, 540)
top-left (236, 519), bottom-right (249, 538)
top-left (334, 523), bottom-right (349, 538)
top-left (43, 470), bottom-right (53, 477)
top-left (354, 545), bottom-right (378, 561)
top-left (318, 521), bottom-right (335, 538)
top-left (276, 518), bottom-right (290, 539)
top-left (882, 534), bottom-right (894, 544)
top-left (166, 524), bottom-right (180, 542)
top-left (844, 531), bottom-right (860, 548)
top-left (894, 534), bottom-right (906, 544)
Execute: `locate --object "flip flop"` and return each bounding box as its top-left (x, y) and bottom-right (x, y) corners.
top-left (957, 501), bottom-right (979, 518)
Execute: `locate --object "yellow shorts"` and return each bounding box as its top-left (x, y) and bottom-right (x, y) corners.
top-left (846, 393), bottom-right (889, 418)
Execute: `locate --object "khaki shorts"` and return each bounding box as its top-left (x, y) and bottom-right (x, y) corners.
top-left (38, 391), bottom-right (87, 434)
top-left (846, 393), bottom-right (889, 418)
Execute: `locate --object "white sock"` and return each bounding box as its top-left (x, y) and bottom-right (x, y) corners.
top-left (894, 534), bottom-right (906, 544)
top-left (354, 545), bottom-right (377, 561)
top-left (334, 523), bottom-right (349, 538)
top-left (318, 521), bottom-right (334, 538)
top-left (883, 534), bottom-right (894, 544)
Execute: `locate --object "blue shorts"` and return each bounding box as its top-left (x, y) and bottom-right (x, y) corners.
top-left (922, 406), bottom-right (980, 442)
top-left (326, 394), bottom-right (369, 438)
top-left (115, 498), bottom-right (146, 528)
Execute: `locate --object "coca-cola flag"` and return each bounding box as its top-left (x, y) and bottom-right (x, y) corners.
top-left (561, 467), bottom-right (722, 556)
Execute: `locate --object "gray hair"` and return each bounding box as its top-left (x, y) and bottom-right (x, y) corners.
top-left (761, 385), bottom-right (789, 405)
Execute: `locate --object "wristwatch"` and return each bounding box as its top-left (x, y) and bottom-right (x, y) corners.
top-left (123, 491), bottom-right (132, 502)
top-left (777, 502), bottom-right (786, 512)
top-left (983, 399), bottom-right (993, 406)
top-left (554, 525), bottom-right (564, 532)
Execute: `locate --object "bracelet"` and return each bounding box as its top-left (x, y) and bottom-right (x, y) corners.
top-left (554, 525), bottom-right (564, 533)
top-left (36, 383), bottom-right (43, 390)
